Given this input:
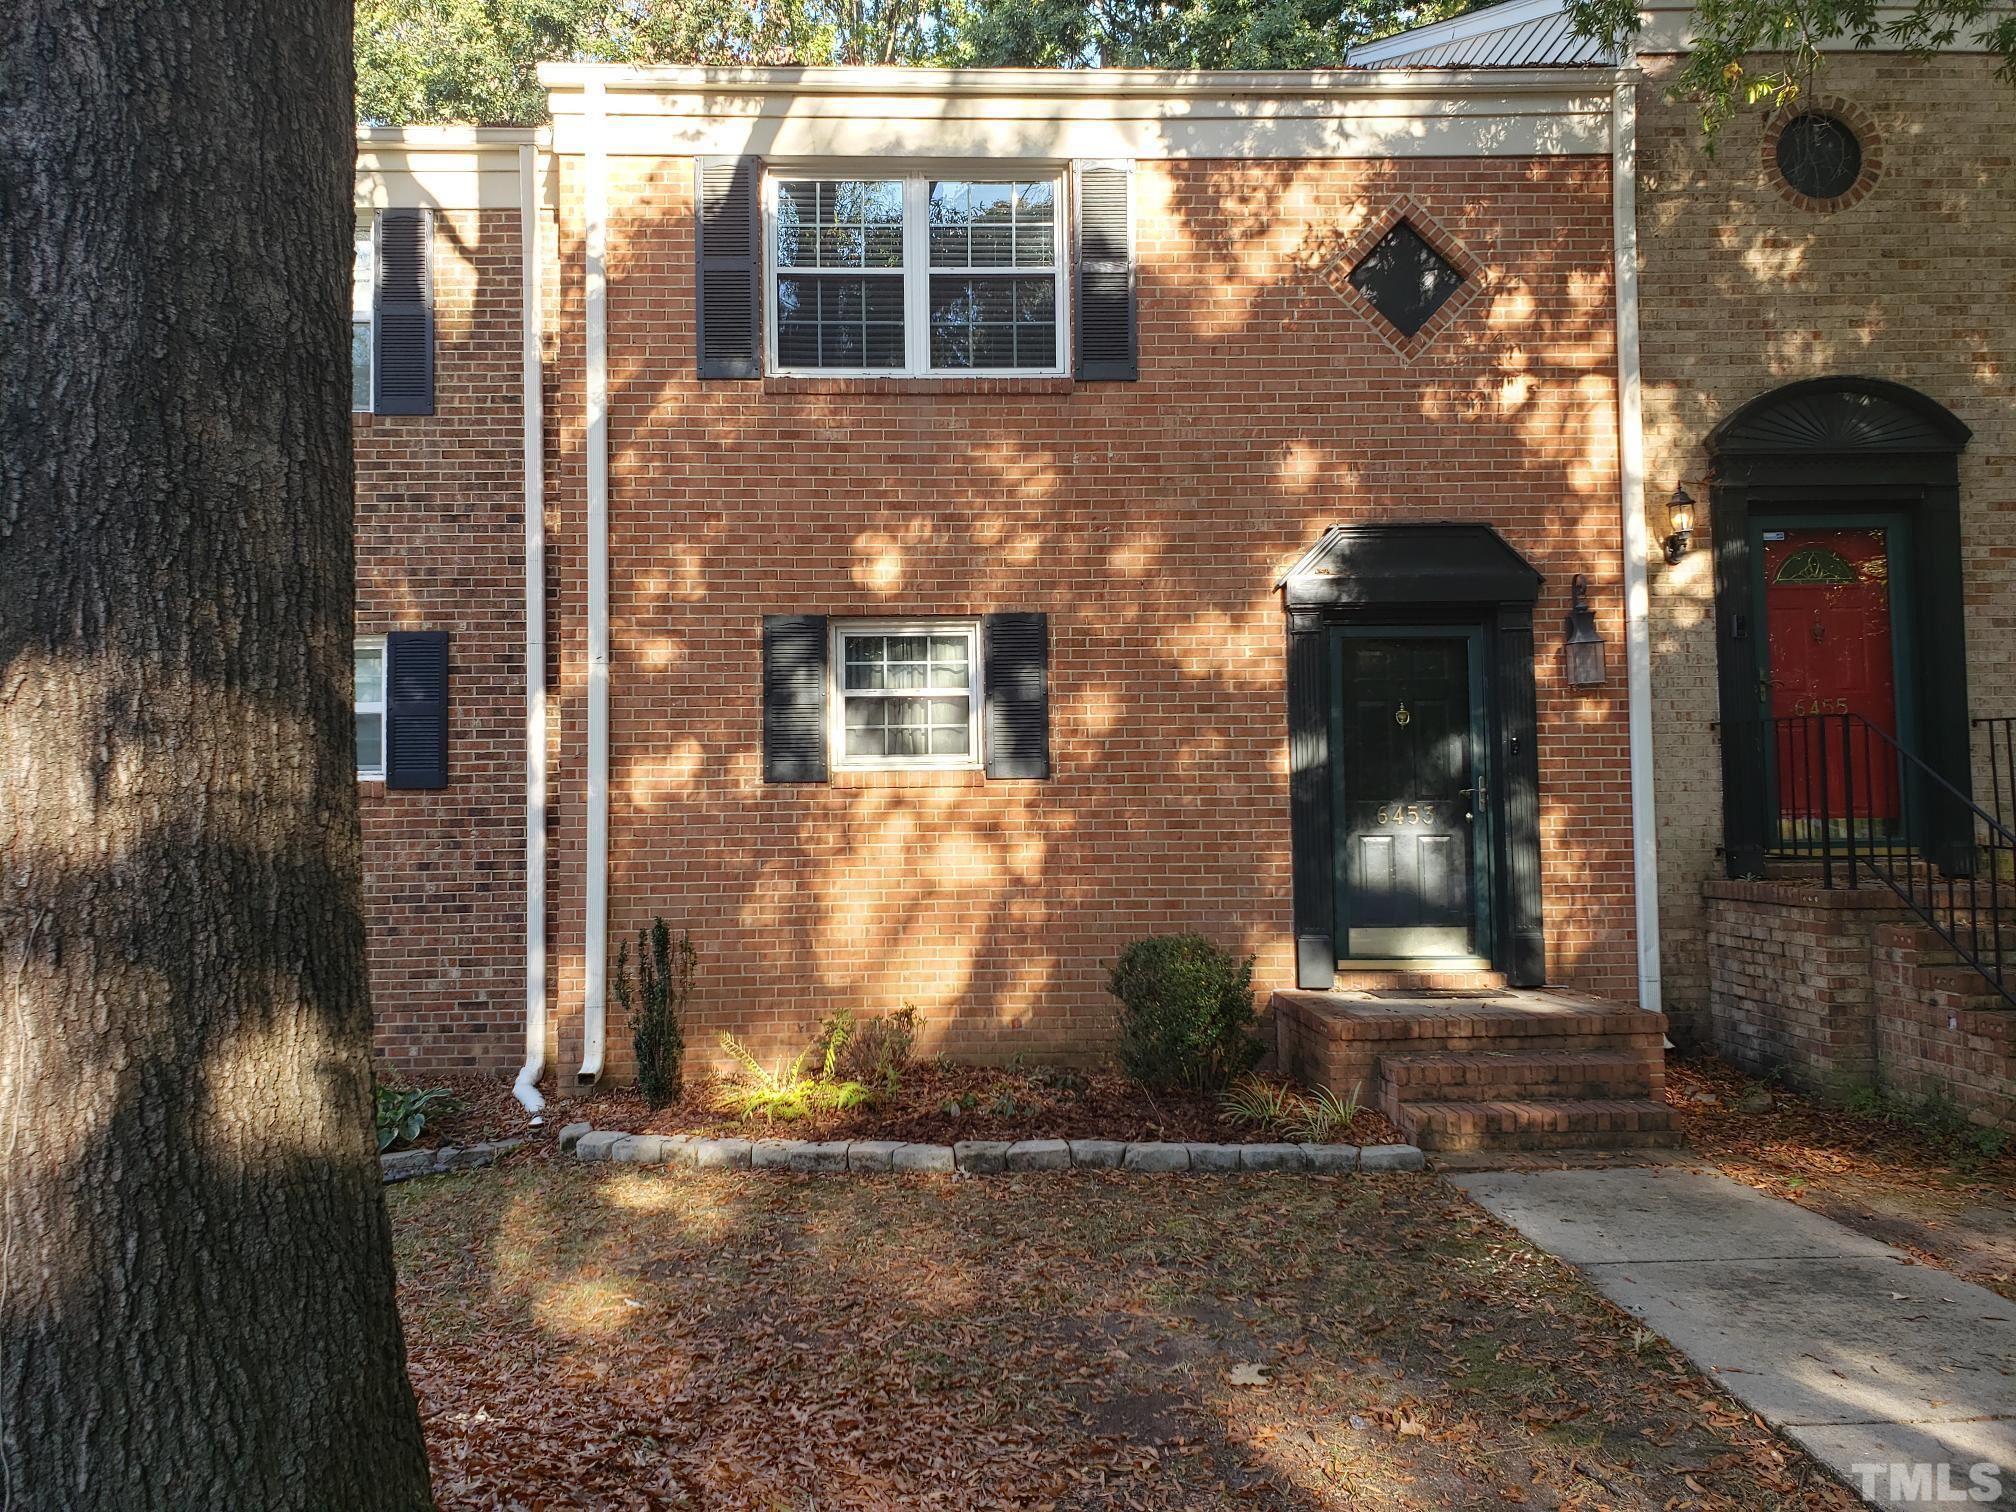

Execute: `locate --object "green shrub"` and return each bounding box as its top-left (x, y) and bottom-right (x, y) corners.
top-left (614, 917), bottom-right (694, 1109)
top-left (1108, 933), bottom-right (1262, 1091)
top-left (834, 1003), bottom-right (922, 1091)
top-left (375, 1085), bottom-right (456, 1152)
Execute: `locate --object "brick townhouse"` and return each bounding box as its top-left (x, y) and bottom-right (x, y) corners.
top-left (352, 61), bottom-right (1685, 1148)
top-left (1364, 0), bottom-right (2016, 1132)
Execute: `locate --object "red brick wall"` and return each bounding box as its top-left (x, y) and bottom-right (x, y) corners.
top-left (1872, 925), bottom-right (2016, 1134)
top-left (355, 207), bottom-right (527, 1075)
top-left (1706, 882), bottom-right (2016, 1131)
top-left (1702, 880), bottom-right (1902, 1084)
top-left (538, 153), bottom-right (1635, 1080)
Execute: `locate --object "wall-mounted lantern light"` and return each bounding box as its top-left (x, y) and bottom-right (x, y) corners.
top-left (1564, 574), bottom-right (1608, 687)
top-left (1663, 485), bottom-right (1697, 565)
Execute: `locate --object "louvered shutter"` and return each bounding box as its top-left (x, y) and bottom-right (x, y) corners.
top-left (373, 208), bottom-right (435, 415)
top-left (696, 157), bottom-right (762, 378)
top-left (983, 613), bottom-right (1050, 780)
top-left (1073, 163), bottom-right (1137, 382)
top-left (763, 616), bottom-right (828, 782)
top-left (385, 631), bottom-right (449, 790)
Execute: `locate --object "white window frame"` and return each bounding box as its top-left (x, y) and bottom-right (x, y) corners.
top-left (764, 170), bottom-right (1070, 380)
top-left (355, 635), bottom-right (387, 780)
top-left (352, 215), bottom-right (374, 413)
top-left (829, 619), bottom-right (985, 772)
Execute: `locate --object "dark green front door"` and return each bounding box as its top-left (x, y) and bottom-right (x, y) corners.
top-left (1330, 630), bottom-right (1488, 962)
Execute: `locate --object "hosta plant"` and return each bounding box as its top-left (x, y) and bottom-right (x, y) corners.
top-left (375, 1085), bottom-right (457, 1152)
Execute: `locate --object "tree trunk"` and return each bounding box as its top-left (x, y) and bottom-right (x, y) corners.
top-left (0, 3), bottom-right (434, 1506)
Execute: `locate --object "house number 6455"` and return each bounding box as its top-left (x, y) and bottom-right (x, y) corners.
top-left (1377, 803), bottom-right (1435, 825)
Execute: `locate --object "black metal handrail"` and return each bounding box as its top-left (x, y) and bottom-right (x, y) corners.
top-left (1732, 712), bottom-right (2016, 1010)
top-left (1974, 715), bottom-right (2016, 837)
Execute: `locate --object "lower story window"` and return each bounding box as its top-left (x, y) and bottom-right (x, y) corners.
top-left (833, 621), bottom-right (980, 768)
top-left (355, 637), bottom-right (386, 778)
top-left (352, 217), bottom-right (373, 411)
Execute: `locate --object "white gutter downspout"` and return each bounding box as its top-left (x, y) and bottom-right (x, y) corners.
top-left (579, 80), bottom-right (610, 1084)
top-left (1612, 78), bottom-right (1664, 1018)
top-left (514, 140), bottom-right (550, 1117)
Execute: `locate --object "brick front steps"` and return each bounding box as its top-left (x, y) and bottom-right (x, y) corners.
top-left (559, 1123), bottom-right (1425, 1175)
top-left (1273, 988), bottom-right (1680, 1154)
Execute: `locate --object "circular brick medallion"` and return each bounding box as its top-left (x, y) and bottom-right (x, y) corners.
top-left (1764, 99), bottom-right (1882, 212)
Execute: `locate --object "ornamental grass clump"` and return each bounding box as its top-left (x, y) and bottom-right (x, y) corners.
top-left (1108, 933), bottom-right (1263, 1092)
top-left (1219, 1074), bottom-right (1363, 1142)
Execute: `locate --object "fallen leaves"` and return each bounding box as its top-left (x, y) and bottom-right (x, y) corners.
top-left (389, 1166), bottom-right (1862, 1510)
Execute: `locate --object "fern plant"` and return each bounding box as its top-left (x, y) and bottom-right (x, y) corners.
top-left (713, 1029), bottom-right (873, 1122)
top-left (614, 917), bottom-right (694, 1108)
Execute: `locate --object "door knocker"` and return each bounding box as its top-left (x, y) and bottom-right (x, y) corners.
top-left (1394, 701), bottom-right (1411, 728)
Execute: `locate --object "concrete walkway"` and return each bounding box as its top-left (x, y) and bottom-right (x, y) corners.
top-left (1452, 1166), bottom-right (2016, 1509)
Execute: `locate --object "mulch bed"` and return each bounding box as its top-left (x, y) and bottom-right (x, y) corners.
top-left (389, 1063), bottom-right (1404, 1153)
top-left (1663, 1055), bottom-right (2016, 1200)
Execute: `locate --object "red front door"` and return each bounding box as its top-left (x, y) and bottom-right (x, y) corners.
top-left (1761, 526), bottom-right (1900, 823)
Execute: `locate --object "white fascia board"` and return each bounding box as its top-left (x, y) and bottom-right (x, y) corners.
top-left (356, 125), bottom-right (541, 146)
top-left (540, 68), bottom-right (1627, 160)
top-left (355, 131), bottom-right (558, 213)
top-left (536, 62), bottom-right (1630, 95)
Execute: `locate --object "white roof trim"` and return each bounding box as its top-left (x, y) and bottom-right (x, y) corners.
top-left (356, 125), bottom-right (542, 147)
top-left (537, 63), bottom-right (1630, 161)
top-left (536, 61), bottom-right (1629, 96)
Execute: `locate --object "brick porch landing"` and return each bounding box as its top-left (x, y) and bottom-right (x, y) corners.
top-left (1271, 989), bottom-right (1681, 1154)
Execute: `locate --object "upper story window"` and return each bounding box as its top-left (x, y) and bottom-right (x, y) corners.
top-left (351, 219), bottom-right (373, 411)
top-left (766, 172), bottom-right (1067, 378)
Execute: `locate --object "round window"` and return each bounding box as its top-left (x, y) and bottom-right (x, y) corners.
top-left (1774, 112), bottom-right (1863, 199)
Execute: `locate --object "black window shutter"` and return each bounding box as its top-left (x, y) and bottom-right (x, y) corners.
top-left (373, 208), bottom-right (435, 415)
top-left (1073, 163), bottom-right (1137, 382)
top-left (696, 157), bottom-right (762, 379)
top-left (385, 631), bottom-right (449, 790)
top-left (763, 615), bottom-right (828, 782)
top-left (983, 613), bottom-right (1050, 780)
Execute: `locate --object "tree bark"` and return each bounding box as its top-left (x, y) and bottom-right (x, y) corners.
top-left (0, 3), bottom-right (433, 1507)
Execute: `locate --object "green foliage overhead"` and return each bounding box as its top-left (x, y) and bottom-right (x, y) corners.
top-left (956, 0), bottom-right (1468, 68)
top-left (356, 0), bottom-right (978, 125)
top-left (1564, 0), bottom-right (2016, 139)
top-left (356, 0), bottom-right (1473, 124)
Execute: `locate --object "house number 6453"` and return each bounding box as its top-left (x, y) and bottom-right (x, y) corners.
top-left (1377, 803), bottom-right (1435, 825)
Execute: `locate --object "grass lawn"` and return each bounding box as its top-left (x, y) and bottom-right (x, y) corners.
top-left (390, 1162), bottom-right (1856, 1510)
